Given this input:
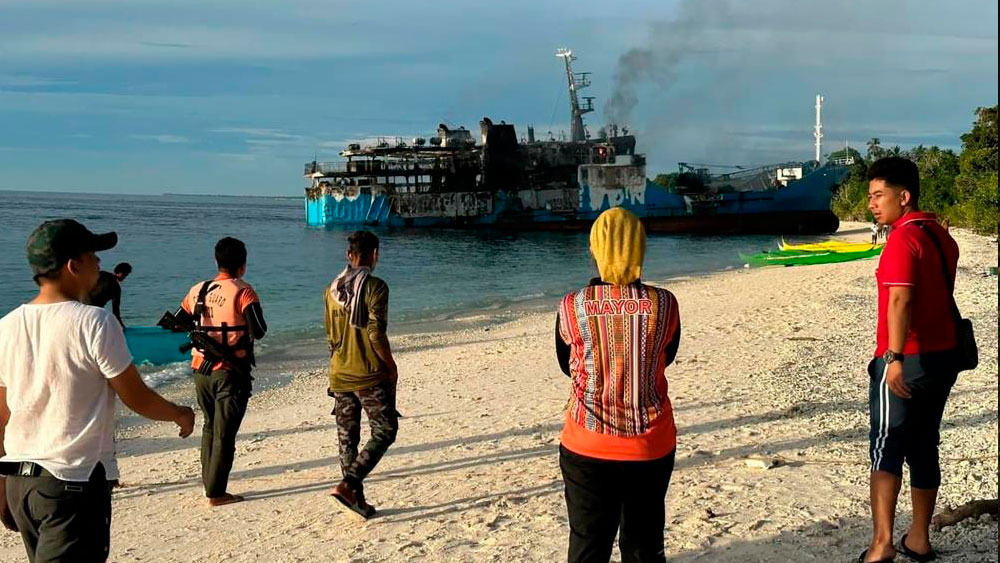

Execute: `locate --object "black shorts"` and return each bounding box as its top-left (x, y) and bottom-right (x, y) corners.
top-left (868, 353), bottom-right (957, 489)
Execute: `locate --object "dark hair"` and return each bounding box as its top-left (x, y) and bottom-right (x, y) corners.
top-left (113, 262), bottom-right (132, 276)
top-left (33, 269), bottom-right (61, 285)
top-left (867, 156), bottom-right (920, 205)
top-left (215, 237), bottom-right (247, 274)
top-left (347, 231), bottom-right (379, 260)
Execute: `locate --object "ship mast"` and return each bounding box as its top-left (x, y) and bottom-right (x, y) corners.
top-left (556, 48), bottom-right (594, 142)
top-left (814, 94), bottom-right (824, 162)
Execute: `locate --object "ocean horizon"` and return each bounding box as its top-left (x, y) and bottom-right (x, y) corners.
top-left (1, 189), bottom-right (777, 386)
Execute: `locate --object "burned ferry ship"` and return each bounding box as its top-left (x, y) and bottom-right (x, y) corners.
top-left (304, 49), bottom-right (849, 234)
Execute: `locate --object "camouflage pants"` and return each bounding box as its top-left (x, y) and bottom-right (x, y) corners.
top-left (332, 379), bottom-right (398, 484)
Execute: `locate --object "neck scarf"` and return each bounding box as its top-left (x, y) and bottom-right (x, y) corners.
top-left (331, 265), bottom-right (371, 328)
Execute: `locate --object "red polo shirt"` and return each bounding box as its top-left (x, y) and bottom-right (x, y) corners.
top-left (875, 212), bottom-right (959, 356)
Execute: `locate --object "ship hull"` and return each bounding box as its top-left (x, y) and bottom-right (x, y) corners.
top-left (305, 164), bottom-right (847, 235)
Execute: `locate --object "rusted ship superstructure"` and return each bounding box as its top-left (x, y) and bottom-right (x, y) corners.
top-left (304, 49), bottom-right (848, 234)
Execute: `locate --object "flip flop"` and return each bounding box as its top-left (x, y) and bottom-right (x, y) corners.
top-left (858, 549), bottom-right (895, 563)
top-left (897, 534), bottom-right (937, 562)
top-left (330, 487), bottom-right (376, 519)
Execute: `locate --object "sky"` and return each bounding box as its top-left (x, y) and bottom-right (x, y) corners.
top-left (0, 0), bottom-right (996, 195)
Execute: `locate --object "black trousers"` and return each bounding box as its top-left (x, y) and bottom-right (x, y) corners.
top-left (868, 354), bottom-right (957, 489)
top-left (6, 463), bottom-right (113, 563)
top-left (560, 445), bottom-right (676, 563)
top-left (195, 369), bottom-right (251, 498)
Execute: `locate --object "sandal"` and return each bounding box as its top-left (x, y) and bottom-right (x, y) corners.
top-left (330, 481), bottom-right (376, 519)
top-left (897, 534), bottom-right (937, 562)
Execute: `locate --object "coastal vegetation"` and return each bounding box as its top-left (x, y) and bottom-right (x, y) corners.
top-left (831, 105), bottom-right (998, 235)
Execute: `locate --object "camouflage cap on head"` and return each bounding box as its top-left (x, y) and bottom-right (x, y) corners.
top-left (26, 219), bottom-right (117, 277)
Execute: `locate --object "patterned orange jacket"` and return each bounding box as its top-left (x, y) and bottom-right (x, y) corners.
top-left (556, 279), bottom-right (681, 460)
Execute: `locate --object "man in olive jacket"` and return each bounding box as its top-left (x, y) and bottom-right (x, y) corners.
top-left (324, 231), bottom-right (398, 519)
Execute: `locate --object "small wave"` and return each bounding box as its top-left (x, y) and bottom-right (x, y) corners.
top-left (509, 292), bottom-right (547, 302)
top-left (136, 362), bottom-right (191, 388)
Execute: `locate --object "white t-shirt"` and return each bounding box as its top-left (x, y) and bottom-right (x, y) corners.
top-left (0, 301), bottom-right (132, 481)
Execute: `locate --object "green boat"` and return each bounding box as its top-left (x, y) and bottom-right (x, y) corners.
top-left (742, 245), bottom-right (883, 267)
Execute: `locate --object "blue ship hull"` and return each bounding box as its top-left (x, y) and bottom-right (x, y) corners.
top-left (305, 164), bottom-right (847, 235)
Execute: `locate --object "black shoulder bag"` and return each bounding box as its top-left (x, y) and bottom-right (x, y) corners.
top-left (917, 223), bottom-right (978, 371)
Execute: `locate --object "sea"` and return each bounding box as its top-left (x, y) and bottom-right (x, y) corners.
top-left (0, 190), bottom-right (777, 386)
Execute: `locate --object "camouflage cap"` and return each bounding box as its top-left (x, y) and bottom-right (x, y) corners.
top-left (26, 219), bottom-right (117, 277)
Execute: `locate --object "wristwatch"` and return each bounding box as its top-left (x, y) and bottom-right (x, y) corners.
top-left (883, 350), bottom-right (905, 365)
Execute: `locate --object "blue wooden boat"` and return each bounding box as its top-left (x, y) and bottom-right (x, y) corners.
top-left (124, 326), bottom-right (189, 366)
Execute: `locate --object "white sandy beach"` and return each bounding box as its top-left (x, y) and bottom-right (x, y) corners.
top-left (2, 222), bottom-right (996, 563)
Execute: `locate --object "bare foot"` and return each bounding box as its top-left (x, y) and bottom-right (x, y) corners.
top-left (862, 543), bottom-right (896, 562)
top-left (207, 493), bottom-right (245, 507)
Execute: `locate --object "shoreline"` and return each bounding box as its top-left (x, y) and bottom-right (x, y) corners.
top-left (132, 242), bottom-right (756, 393)
top-left (4, 221), bottom-right (995, 562)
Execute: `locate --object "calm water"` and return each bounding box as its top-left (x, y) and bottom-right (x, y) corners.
top-left (0, 190), bottom-right (776, 376)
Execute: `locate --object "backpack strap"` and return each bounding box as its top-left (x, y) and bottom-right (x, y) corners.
top-left (915, 223), bottom-right (962, 323)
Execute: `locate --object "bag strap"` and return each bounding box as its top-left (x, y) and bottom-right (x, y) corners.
top-left (192, 281), bottom-right (215, 330)
top-left (914, 222), bottom-right (962, 323)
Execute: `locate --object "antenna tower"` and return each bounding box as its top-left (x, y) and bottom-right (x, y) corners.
top-left (556, 48), bottom-right (594, 142)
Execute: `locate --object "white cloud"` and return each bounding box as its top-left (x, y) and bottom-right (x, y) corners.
top-left (244, 138), bottom-right (298, 146)
top-left (0, 74), bottom-right (78, 88)
top-left (210, 128), bottom-right (303, 140)
top-left (130, 134), bottom-right (190, 144)
top-left (0, 24), bottom-right (406, 62)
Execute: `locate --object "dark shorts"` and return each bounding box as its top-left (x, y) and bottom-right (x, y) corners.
top-left (868, 353), bottom-right (958, 489)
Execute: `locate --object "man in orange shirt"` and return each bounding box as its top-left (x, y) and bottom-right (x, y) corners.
top-left (176, 237), bottom-right (267, 506)
top-left (555, 208), bottom-right (681, 563)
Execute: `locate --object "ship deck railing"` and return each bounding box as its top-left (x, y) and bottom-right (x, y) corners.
top-left (305, 161), bottom-right (453, 177)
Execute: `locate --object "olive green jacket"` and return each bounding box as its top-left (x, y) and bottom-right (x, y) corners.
top-left (323, 277), bottom-right (390, 392)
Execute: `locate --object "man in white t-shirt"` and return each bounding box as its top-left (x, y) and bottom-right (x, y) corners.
top-left (0, 219), bottom-right (195, 563)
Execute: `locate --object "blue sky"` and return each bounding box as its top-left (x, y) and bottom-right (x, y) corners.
top-left (0, 0), bottom-right (996, 195)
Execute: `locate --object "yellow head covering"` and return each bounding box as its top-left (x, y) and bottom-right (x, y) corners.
top-left (589, 207), bottom-right (646, 285)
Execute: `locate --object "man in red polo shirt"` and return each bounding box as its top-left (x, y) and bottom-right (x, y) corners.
top-left (860, 157), bottom-right (960, 563)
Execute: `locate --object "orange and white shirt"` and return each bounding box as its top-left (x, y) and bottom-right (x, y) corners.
top-left (180, 275), bottom-right (260, 372)
top-left (557, 281), bottom-right (681, 461)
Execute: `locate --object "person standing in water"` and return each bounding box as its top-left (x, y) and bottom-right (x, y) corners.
top-left (324, 231), bottom-right (398, 519)
top-left (555, 208), bottom-right (681, 563)
top-left (84, 262), bottom-right (132, 327)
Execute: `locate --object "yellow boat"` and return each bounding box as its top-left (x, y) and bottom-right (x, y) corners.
top-left (779, 239), bottom-right (882, 253)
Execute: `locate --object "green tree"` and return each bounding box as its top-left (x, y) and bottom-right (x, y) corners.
top-left (953, 106), bottom-right (999, 234)
top-left (867, 137), bottom-right (885, 161)
top-left (913, 146), bottom-right (960, 218)
top-left (652, 173), bottom-right (678, 189)
top-left (828, 146), bottom-right (863, 164)
top-left (833, 106), bottom-right (998, 235)
top-left (831, 157), bottom-right (872, 221)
